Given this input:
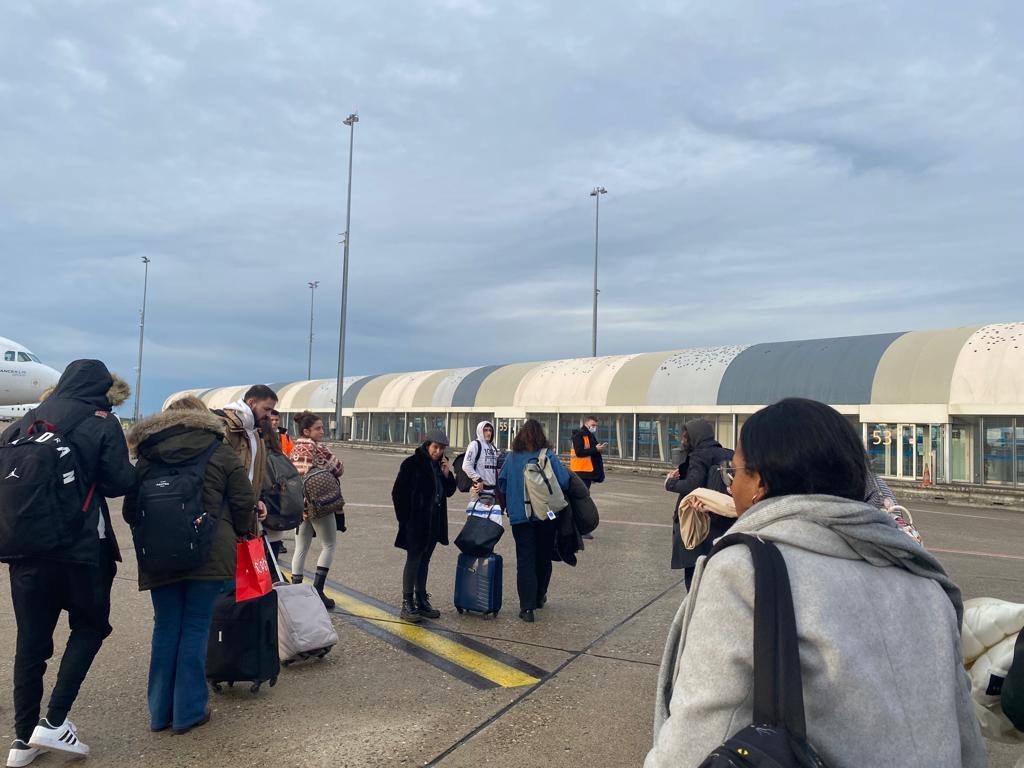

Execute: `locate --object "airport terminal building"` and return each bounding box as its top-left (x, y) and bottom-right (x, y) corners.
top-left (165, 323), bottom-right (1024, 489)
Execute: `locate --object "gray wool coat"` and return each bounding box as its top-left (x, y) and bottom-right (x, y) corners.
top-left (645, 494), bottom-right (986, 768)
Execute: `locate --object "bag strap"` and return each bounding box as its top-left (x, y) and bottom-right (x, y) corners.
top-left (472, 439), bottom-right (482, 471)
top-left (712, 533), bottom-right (807, 739)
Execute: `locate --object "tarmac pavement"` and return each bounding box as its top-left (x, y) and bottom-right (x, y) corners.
top-left (1, 448), bottom-right (1022, 767)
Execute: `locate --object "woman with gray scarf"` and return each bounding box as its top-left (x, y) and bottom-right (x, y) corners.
top-left (645, 398), bottom-right (985, 767)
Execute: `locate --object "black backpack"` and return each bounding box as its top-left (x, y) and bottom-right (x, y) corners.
top-left (453, 439), bottom-right (484, 493)
top-left (0, 414), bottom-right (95, 559)
top-left (131, 438), bottom-right (221, 573)
top-left (262, 452), bottom-right (304, 531)
top-left (697, 534), bottom-right (829, 768)
top-left (704, 447), bottom-right (734, 495)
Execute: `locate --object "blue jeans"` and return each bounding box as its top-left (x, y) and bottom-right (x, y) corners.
top-left (148, 580), bottom-right (224, 730)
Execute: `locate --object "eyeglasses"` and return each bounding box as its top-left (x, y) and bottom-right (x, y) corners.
top-left (719, 461), bottom-right (750, 488)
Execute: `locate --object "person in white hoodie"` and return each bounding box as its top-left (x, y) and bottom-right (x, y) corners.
top-left (463, 421), bottom-right (499, 501)
top-left (646, 398), bottom-right (985, 768)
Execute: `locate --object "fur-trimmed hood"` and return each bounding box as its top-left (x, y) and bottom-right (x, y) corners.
top-left (128, 408), bottom-right (225, 459)
top-left (39, 359), bottom-right (131, 409)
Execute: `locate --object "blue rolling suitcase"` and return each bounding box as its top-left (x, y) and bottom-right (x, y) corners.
top-left (454, 552), bottom-right (502, 618)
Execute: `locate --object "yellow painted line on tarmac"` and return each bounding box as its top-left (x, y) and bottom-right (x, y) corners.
top-left (280, 568), bottom-right (540, 689)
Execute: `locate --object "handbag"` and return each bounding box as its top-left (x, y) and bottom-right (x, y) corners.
top-left (236, 536), bottom-right (274, 602)
top-left (697, 534), bottom-right (830, 767)
top-left (455, 497), bottom-right (504, 557)
top-left (677, 489), bottom-right (737, 550)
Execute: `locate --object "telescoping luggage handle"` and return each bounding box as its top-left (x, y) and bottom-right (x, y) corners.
top-left (711, 533), bottom-right (808, 740)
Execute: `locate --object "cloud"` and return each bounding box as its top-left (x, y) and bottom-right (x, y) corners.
top-left (0, 1), bottom-right (1021, 413)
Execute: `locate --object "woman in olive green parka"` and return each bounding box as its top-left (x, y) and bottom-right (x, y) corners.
top-left (123, 395), bottom-right (257, 734)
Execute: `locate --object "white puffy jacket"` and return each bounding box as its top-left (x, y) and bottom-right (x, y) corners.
top-left (961, 596), bottom-right (1024, 744)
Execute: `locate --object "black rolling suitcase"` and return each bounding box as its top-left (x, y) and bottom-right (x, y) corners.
top-left (206, 588), bottom-right (280, 694)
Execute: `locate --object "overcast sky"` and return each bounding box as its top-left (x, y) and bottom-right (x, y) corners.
top-left (1, 1), bottom-right (1022, 413)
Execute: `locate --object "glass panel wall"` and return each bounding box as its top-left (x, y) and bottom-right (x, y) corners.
top-left (901, 425), bottom-right (914, 478)
top-left (373, 413), bottom-right (405, 444)
top-left (448, 412), bottom-right (495, 450)
top-left (1017, 423), bottom-right (1024, 486)
top-left (983, 417), bottom-right (1014, 485)
top-left (406, 413), bottom-right (447, 445)
top-left (867, 424), bottom-right (898, 476)
top-left (950, 418), bottom-right (977, 483)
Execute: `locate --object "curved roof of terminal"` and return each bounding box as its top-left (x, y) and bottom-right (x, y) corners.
top-left (164, 323), bottom-right (1024, 413)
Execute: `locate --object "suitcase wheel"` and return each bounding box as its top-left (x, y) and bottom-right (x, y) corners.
top-left (211, 683), bottom-right (222, 694)
top-left (227, 681), bottom-right (235, 689)
top-left (250, 682), bottom-right (261, 694)
top-left (282, 659), bottom-right (293, 668)
top-left (269, 676), bottom-right (278, 688)
top-left (317, 648), bottom-right (330, 659)
top-left (456, 607), bottom-right (465, 614)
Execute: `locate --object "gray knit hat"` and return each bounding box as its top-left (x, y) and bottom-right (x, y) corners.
top-left (425, 429), bottom-right (450, 447)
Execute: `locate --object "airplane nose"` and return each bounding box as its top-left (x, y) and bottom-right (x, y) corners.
top-left (42, 365), bottom-right (60, 388)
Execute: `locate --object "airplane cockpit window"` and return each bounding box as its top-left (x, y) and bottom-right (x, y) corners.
top-left (28, 353), bottom-right (41, 362)
top-left (3, 351), bottom-right (14, 361)
top-left (17, 352), bottom-right (33, 362)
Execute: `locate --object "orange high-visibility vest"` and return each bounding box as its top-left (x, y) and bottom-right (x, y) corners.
top-left (570, 434), bottom-right (595, 473)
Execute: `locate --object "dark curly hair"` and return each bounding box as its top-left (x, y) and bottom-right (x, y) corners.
top-left (296, 411), bottom-right (323, 436)
top-left (511, 419), bottom-right (551, 453)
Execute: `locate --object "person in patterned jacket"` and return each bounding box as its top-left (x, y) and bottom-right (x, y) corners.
top-left (288, 411), bottom-right (344, 609)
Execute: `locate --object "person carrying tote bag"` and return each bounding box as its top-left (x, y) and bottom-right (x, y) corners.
top-left (288, 412), bottom-right (344, 610)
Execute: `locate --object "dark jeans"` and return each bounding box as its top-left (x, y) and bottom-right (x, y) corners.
top-left (684, 567), bottom-right (695, 591)
top-left (512, 518), bottom-right (556, 610)
top-left (148, 579), bottom-right (225, 731)
top-left (9, 556), bottom-right (116, 742)
top-left (402, 541), bottom-right (437, 596)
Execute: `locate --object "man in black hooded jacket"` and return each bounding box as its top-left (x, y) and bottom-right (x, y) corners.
top-left (664, 417), bottom-right (734, 589)
top-left (1, 360), bottom-right (135, 766)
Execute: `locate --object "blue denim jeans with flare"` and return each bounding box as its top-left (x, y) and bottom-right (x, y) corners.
top-left (148, 579), bottom-right (225, 731)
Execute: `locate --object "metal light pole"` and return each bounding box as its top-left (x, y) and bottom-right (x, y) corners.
top-left (334, 112), bottom-right (358, 439)
top-left (133, 256), bottom-right (151, 421)
top-left (589, 186), bottom-right (607, 357)
top-left (307, 280), bottom-right (319, 380)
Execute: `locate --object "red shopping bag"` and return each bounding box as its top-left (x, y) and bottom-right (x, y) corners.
top-left (236, 537), bottom-right (273, 602)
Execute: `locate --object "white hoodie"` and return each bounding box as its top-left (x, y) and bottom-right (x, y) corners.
top-left (463, 421), bottom-right (498, 486)
top-left (223, 399), bottom-right (259, 481)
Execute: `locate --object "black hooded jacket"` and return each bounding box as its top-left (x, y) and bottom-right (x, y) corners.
top-left (1, 359), bottom-right (135, 565)
top-left (666, 418), bottom-right (734, 569)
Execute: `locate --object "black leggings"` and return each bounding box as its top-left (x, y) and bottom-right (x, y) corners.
top-left (402, 541), bottom-right (437, 596)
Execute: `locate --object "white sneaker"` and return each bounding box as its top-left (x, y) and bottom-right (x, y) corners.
top-left (6, 740), bottom-right (42, 768)
top-left (28, 718), bottom-right (89, 757)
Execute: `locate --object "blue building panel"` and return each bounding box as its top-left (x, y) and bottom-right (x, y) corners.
top-left (451, 365), bottom-right (503, 408)
top-left (342, 375), bottom-right (378, 408)
top-left (717, 332), bottom-right (906, 405)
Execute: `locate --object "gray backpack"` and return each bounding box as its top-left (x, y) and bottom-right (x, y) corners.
top-left (523, 449), bottom-right (567, 518)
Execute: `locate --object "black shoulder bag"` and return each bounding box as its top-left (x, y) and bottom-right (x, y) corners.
top-left (697, 534), bottom-right (830, 768)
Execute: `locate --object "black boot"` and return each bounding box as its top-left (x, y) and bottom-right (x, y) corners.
top-left (400, 594), bottom-right (422, 623)
top-left (416, 592), bottom-right (440, 619)
top-left (312, 567), bottom-right (335, 610)
top-left (291, 574), bottom-right (304, 584)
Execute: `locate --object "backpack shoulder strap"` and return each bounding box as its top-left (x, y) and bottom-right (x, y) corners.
top-left (711, 533), bottom-right (807, 739)
top-left (472, 439), bottom-right (483, 471)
